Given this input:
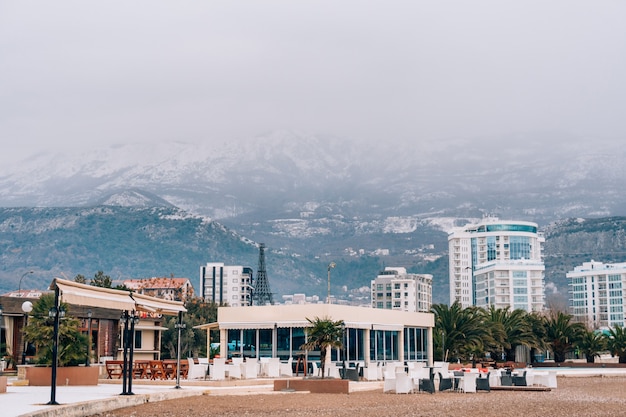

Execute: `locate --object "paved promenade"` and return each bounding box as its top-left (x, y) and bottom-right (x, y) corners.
top-left (4, 377), bottom-right (282, 417)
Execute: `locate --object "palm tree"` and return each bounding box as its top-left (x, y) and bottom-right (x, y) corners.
top-left (432, 302), bottom-right (490, 364)
top-left (300, 316), bottom-right (344, 378)
top-left (543, 311), bottom-right (585, 363)
top-left (482, 307), bottom-right (543, 362)
top-left (577, 329), bottom-right (606, 363)
top-left (605, 325), bottom-right (626, 363)
top-left (22, 293), bottom-right (88, 367)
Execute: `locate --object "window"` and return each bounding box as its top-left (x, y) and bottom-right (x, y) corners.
top-left (134, 331), bottom-right (142, 349)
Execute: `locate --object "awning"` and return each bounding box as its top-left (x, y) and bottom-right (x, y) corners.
top-left (52, 278), bottom-right (186, 315)
top-left (131, 292), bottom-right (186, 315)
top-left (194, 321), bottom-right (219, 330)
top-left (218, 321), bottom-right (275, 329)
top-left (371, 324), bottom-right (404, 331)
top-left (344, 322), bottom-right (373, 330)
top-left (54, 278), bottom-right (135, 311)
top-left (275, 321), bottom-right (310, 328)
top-left (134, 325), bottom-right (169, 331)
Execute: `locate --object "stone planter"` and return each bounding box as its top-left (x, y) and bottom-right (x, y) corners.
top-left (274, 378), bottom-right (349, 394)
top-left (23, 365), bottom-right (100, 386)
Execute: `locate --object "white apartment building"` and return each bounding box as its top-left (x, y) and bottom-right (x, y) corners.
top-left (200, 262), bottom-right (253, 307)
top-left (567, 260), bottom-right (626, 328)
top-left (371, 267), bottom-right (432, 313)
top-left (448, 218), bottom-right (545, 312)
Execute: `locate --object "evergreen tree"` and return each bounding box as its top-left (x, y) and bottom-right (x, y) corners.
top-left (90, 270), bottom-right (112, 288)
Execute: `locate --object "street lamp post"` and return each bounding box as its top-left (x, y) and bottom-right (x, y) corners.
top-left (327, 262), bottom-right (336, 304)
top-left (85, 309), bottom-right (92, 366)
top-left (174, 311), bottom-right (186, 389)
top-left (21, 301), bottom-right (33, 365)
top-left (18, 271), bottom-right (34, 296)
top-left (47, 286), bottom-right (64, 406)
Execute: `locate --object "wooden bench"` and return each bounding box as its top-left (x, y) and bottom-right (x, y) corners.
top-left (105, 360), bottom-right (124, 379)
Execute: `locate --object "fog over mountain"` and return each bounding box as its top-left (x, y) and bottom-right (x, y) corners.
top-left (1, 131), bottom-right (626, 304)
top-left (2, 130), bottom-right (624, 224)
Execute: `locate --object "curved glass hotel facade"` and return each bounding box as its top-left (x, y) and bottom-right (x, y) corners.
top-left (448, 218), bottom-right (545, 312)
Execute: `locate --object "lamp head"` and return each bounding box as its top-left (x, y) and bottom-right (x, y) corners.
top-left (21, 301), bottom-right (33, 313)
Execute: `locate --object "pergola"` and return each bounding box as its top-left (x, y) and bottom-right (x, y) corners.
top-left (47, 278), bottom-right (186, 404)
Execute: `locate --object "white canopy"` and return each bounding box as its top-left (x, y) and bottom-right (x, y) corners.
top-left (52, 278), bottom-right (186, 315)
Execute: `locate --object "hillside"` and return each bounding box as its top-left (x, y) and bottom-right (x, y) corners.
top-left (0, 205), bottom-right (394, 302)
top-left (3, 202), bottom-right (626, 306)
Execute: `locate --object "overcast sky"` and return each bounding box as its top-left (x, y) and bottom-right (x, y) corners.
top-left (1, 1), bottom-right (625, 165)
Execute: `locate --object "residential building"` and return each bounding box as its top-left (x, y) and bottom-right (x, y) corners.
top-left (371, 267), bottom-right (432, 313)
top-left (448, 217), bottom-right (545, 312)
top-left (200, 262), bottom-right (253, 307)
top-left (123, 277), bottom-right (194, 302)
top-left (567, 260), bottom-right (626, 328)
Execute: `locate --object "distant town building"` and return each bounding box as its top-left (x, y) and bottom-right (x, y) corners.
top-left (200, 262), bottom-right (253, 307)
top-left (281, 293), bottom-right (321, 305)
top-left (371, 267), bottom-right (432, 313)
top-left (123, 277), bottom-right (194, 302)
top-left (567, 260), bottom-right (626, 328)
top-left (448, 217), bottom-right (545, 312)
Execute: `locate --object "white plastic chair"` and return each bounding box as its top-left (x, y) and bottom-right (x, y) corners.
top-left (311, 361), bottom-right (320, 377)
top-left (227, 362), bottom-right (242, 379)
top-left (459, 372), bottom-right (477, 393)
top-left (187, 358), bottom-right (208, 380)
top-left (383, 368), bottom-right (396, 393)
top-left (326, 362), bottom-right (341, 378)
top-left (395, 372), bottom-right (414, 394)
top-left (547, 370), bottom-right (558, 388)
top-left (279, 357), bottom-right (293, 377)
top-left (241, 359), bottom-right (258, 379)
top-left (266, 358), bottom-right (280, 378)
top-left (210, 358), bottom-right (226, 381)
top-left (363, 364), bottom-right (380, 381)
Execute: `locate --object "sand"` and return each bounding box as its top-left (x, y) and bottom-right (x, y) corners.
top-left (89, 376), bottom-right (626, 417)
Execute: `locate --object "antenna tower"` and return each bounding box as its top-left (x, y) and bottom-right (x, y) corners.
top-left (253, 243), bottom-right (273, 305)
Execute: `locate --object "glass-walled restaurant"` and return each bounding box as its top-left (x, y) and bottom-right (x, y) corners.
top-left (197, 304), bottom-right (434, 366)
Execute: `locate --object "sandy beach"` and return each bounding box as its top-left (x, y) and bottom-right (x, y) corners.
top-left (89, 376), bottom-right (626, 417)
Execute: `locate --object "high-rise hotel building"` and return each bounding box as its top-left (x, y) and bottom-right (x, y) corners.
top-left (567, 260), bottom-right (626, 328)
top-left (448, 218), bottom-right (545, 312)
top-left (200, 262), bottom-right (254, 307)
top-left (371, 267), bottom-right (432, 313)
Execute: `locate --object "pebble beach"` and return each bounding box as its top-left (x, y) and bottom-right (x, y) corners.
top-left (90, 376), bottom-right (626, 417)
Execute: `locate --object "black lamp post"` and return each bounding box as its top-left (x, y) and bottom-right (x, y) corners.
top-left (174, 311), bottom-right (186, 389)
top-left (120, 311), bottom-right (130, 395)
top-left (21, 301), bottom-right (33, 365)
top-left (47, 286), bottom-right (64, 406)
top-left (85, 309), bottom-right (92, 366)
top-left (120, 311), bottom-right (139, 396)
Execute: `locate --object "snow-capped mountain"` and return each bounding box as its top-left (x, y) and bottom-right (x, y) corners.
top-left (2, 130), bottom-right (626, 304)
top-left (1, 130), bottom-right (626, 239)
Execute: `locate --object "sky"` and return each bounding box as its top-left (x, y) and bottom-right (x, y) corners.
top-left (1, 1), bottom-right (625, 165)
